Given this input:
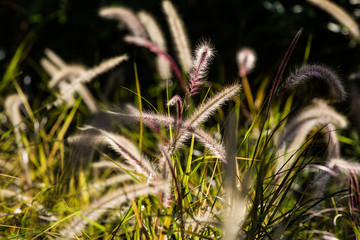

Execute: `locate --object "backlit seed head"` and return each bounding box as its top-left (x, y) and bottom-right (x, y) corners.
top-left (236, 47), bottom-right (257, 77)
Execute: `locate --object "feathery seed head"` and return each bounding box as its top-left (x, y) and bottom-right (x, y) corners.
top-left (279, 99), bottom-right (348, 146)
top-left (187, 126), bottom-right (226, 162)
top-left (193, 41), bottom-right (215, 68)
top-left (40, 58), bottom-right (60, 77)
top-left (48, 65), bottom-right (86, 88)
top-left (42, 51), bottom-right (127, 112)
top-left (5, 94), bottom-right (25, 127)
top-left (44, 48), bottom-right (67, 69)
top-left (328, 158), bottom-right (360, 174)
top-left (307, 0), bottom-right (360, 40)
top-left (162, 0), bottom-right (193, 72)
top-left (328, 158), bottom-right (360, 225)
top-left (99, 7), bottom-right (148, 38)
top-left (138, 11), bottom-right (172, 80)
top-left (189, 40), bottom-right (215, 95)
top-left (236, 47), bottom-right (257, 77)
top-left (186, 84), bottom-right (241, 127)
top-left (5, 94), bottom-right (32, 186)
top-left (276, 99), bottom-right (348, 174)
top-left (73, 55), bottom-right (129, 84)
top-left (167, 95), bottom-right (183, 120)
top-left (73, 126), bottom-right (158, 180)
top-left (280, 64), bottom-right (346, 101)
top-left (138, 11), bottom-right (166, 50)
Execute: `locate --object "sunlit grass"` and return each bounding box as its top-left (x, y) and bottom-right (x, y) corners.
top-left (2, 1), bottom-right (360, 239)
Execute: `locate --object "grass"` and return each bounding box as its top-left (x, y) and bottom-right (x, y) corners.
top-left (1, 1), bottom-right (360, 239)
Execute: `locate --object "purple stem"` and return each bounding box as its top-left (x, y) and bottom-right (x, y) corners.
top-left (169, 95), bottom-right (183, 121)
top-left (350, 171), bottom-right (360, 227)
top-left (268, 29), bottom-right (303, 108)
top-left (124, 35), bottom-right (189, 94)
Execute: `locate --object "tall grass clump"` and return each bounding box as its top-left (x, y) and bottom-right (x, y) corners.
top-left (2, 0), bottom-right (360, 239)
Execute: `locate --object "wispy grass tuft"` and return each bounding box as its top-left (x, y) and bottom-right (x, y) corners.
top-left (188, 40), bottom-right (215, 96)
top-left (5, 94), bottom-right (31, 186)
top-left (3, 1), bottom-right (360, 239)
top-left (236, 47), bottom-right (257, 77)
top-left (185, 84), bottom-right (241, 127)
top-left (307, 0), bottom-right (360, 40)
top-left (74, 126), bottom-right (157, 180)
top-left (280, 64), bottom-right (346, 101)
top-left (162, 0), bottom-right (193, 72)
top-left (99, 7), bottom-right (148, 38)
top-left (138, 11), bottom-right (172, 80)
top-left (42, 50), bottom-right (128, 112)
top-left (277, 99), bottom-right (348, 173)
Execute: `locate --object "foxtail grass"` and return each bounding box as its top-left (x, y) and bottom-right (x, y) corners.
top-left (3, 1), bottom-right (360, 239)
top-left (162, 0), bottom-right (193, 72)
top-left (138, 11), bottom-right (172, 80)
top-left (188, 40), bottom-right (215, 96)
top-left (280, 64), bottom-right (346, 101)
top-left (307, 0), bottom-right (360, 40)
top-left (99, 7), bottom-right (148, 38)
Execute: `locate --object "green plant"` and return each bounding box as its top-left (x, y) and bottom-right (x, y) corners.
top-left (2, 1), bottom-right (360, 239)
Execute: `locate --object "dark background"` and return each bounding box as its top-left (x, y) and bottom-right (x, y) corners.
top-left (1, 0), bottom-right (360, 102)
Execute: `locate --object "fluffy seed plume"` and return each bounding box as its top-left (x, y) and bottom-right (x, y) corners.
top-left (169, 84), bottom-right (241, 159)
top-left (40, 58), bottom-right (60, 76)
top-left (186, 84), bottom-right (241, 127)
top-left (162, 0), bottom-right (193, 72)
top-left (327, 158), bottom-right (360, 225)
top-left (48, 65), bottom-right (86, 88)
top-left (236, 47), bottom-right (257, 77)
top-left (42, 50), bottom-right (128, 112)
top-left (5, 94), bottom-right (31, 186)
top-left (77, 126), bottom-right (157, 180)
top-left (138, 11), bottom-right (172, 80)
top-left (167, 95), bottom-right (183, 120)
top-left (328, 158), bottom-right (360, 174)
top-left (73, 55), bottom-right (129, 84)
top-left (132, 85), bottom-right (239, 159)
top-left (307, 0), bottom-right (360, 40)
top-left (222, 115), bottom-right (249, 240)
top-left (222, 184), bottom-right (249, 240)
top-left (107, 85), bottom-right (240, 163)
top-left (107, 107), bottom-right (177, 127)
top-left (44, 48), bottom-right (67, 69)
top-left (99, 7), bottom-right (148, 38)
top-left (188, 41), bottom-right (215, 95)
top-left (281, 64), bottom-right (346, 101)
top-left (186, 126), bottom-right (226, 162)
top-left (276, 99), bottom-right (348, 173)
top-left (41, 49), bottom-right (98, 112)
top-left (281, 99), bottom-right (348, 144)
top-left (5, 94), bottom-right (25, 129)
top-left (279, 99), bottom-right (348, 149)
